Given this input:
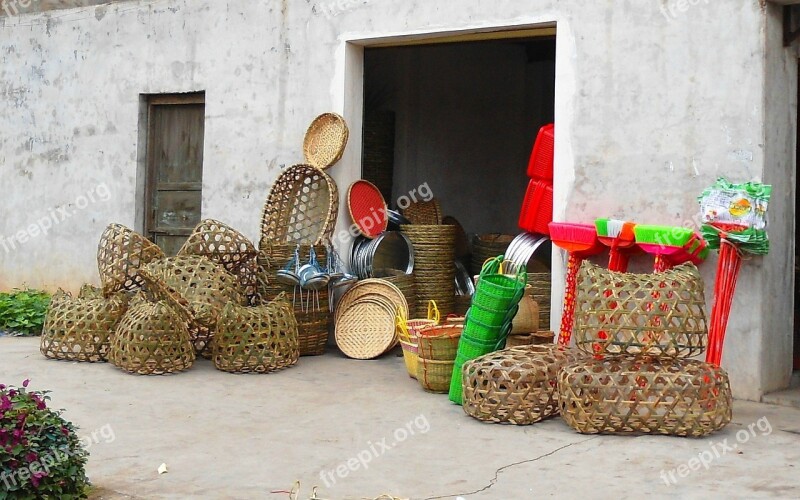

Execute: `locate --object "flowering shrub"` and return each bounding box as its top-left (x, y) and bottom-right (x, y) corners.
top-left (0, 381), bottom-right (89, 499)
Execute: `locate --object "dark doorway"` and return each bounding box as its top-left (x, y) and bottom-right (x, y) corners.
top-left (144, 92), bottom-right (206, 255)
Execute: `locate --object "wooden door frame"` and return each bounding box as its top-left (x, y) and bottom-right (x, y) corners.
top-left (143, 92), bottom-right (206, 242)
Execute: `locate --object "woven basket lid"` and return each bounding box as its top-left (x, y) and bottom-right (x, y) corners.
top-left (335, 297), bottom-right (397, 359)
top-left (303, 113), bottom-right (349, 170)
top-left (335, 278), bottom-right (408, 321)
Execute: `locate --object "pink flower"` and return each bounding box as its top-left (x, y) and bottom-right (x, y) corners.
top-left (25, 451), bottom-right (38, 463)
top-left (22, 379), bottom-right (30, 388)
top-left (31, 470), bottom-right (48, 488)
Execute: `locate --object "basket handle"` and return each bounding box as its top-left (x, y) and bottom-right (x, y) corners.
top-left (480, 255), bottom-right (504, 276)
top-left (395, 310), bottom-right (411, 342)
top-left (427, 300), bottom-right (440, 323)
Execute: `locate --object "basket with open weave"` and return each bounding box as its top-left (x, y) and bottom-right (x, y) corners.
top-left (573, 261), bottom-right (707, 358)
top-left (108, 294), bottom-right (195, 375)
top-left (462, 345), bottom-right (586, 425)
top-left (40, 288), bottom-right (128, 362)
top-left (97, 223), bottom-right (165, 296)
top-left (139, 256), bottom-right (244, 356)
top-left (212, 294), bottom-right (299, 373)
top-left (558, 356), bottom-right (733, 437)
top-left (260, 164), bottom-right (339, 245)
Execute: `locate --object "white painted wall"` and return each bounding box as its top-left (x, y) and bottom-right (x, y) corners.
top-left (0, 0), bottom-right (795, 400)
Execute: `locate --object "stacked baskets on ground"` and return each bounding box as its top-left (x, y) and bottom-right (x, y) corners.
top-left (396, 300), bottom-right (440, 379)
top-left (557, 261), bottom-right (732, 437)
top-left (471, 234), bottom-right (514, 276)
top-left (400, 224), bottom-right (456, 317)
top-left (375, 269), bottom-right (415, 312)
top-left (449, 257), bottom-right (527, 404)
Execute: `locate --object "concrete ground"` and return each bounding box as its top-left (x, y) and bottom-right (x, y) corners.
top-left (2, 337), bottom-right (800, 500)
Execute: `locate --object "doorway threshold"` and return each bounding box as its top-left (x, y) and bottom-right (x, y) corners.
top-left (762, 372), bottom-right (800, 408)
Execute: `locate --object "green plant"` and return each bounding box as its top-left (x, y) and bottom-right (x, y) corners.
top-left (0, 290), bottom-right (51, 336)
top-left (0, 380), bottom-right (89, 499)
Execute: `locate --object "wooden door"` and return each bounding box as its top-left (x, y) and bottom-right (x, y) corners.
top-left (145, 93), bottom-right (205, 256)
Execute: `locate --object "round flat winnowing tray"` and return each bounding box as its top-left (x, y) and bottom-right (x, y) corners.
top-left (335, 297), bottom-right (397, 359)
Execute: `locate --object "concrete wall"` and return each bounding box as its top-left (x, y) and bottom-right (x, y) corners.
top-left (0, 0), bottom-right (794, 400)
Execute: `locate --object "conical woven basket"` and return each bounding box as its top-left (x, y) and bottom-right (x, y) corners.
top-left (97, 223), bottom-right (164, 296)
top-left (558, 356), bottom-right (732, 437)
top-left (139, 256), bottom-right (244, 356)
top-left (213, 295), bottom-right (299, 373)
top-left (109, 295), bottom-right (195, 375)
top-left (40, 288), bottom-right (128, 362)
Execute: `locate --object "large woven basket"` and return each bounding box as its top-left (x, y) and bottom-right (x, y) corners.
top-left (527, 272), bottom-right (551, 330)
top-left (471, 234), bottom-right (514, 275)
top-left (256, 243), bottom-right (328, 303)
top-left (260, 164), bottom-right (339, 245)
top-left (403, 198), bottom-right (442, 225)
top-left (97, 223), bottom-right (165, 296)
top-left (462, 345), bottom-right (586, 425)
top-left (295, 309), bottom-right (330, 356)
top-left (558, 356), bottom-right (733, 437)
top-left (109, 295), bottom-right (195, 375)
top-left (40, 288), bottom-right (128, 362)
top-left (303, 112), bottom-right (349, 170)
top-left (212, 295), bottom-right (299, 373)
top-left (139, 256), bottom-right (244, 356)
top-left (574, 261), bottom-right (707, 358)
top-left (375, 270), bottom-right (415, 312)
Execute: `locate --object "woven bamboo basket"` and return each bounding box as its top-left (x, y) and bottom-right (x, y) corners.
top-left (109, 295), bottom-right (195, 375)
top-left (574, 261), bottom-right (707, 358)
top-left (78, 284), bottom-right (105, 299)
top-left (527, 272), bottom-right (552, 330)
top-left (295, 309), bottom-right (330, 356)
top-left (40, 288), bottom-right (128, 362)
top-left (471, 234), bottom-right (514, 275)
top-left (212, 295), bottom-right (299, 373)
top-left (403, 198), bottom-right (442, 225)
top-left (504, 330), bottom-right (554, 348)
top-left (97, 223), bottom-right (165, 296)
top-left (303, 112), bottom-right (349, 170)
top-left (235, 256), bottom-right (261, 306)
top-left (416, 357), bottom-right (454, 393)
top-left (139, 256), bottom-right (244, 356)
top-left (417, 324), bottom-right (462, 361)
top-left (463, 345), bottom-right (586, 425)
top-left (558, 356), bottom-right (733, 437)
top-left (260, 164), bottom-right (339, 245)
top-left (178, 219), bottom-right (258, 273)
top-left (511, 285), bottom-right (539, 334)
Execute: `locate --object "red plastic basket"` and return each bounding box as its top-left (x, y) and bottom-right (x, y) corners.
top-left (347, 180), bottom-right (388, 239)
top-left (526, 123), bottom-right (554, 181)
top-left (518, 179), bottom-right (553, 235)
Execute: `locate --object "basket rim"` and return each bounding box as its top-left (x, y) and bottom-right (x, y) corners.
top-left (302, 112), bottom-right (349, 170)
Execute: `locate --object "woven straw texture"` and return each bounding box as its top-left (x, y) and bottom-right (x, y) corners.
top-left (401, 225), bottom-right (456, 316)
top-left (178, 219), bottom-right (258, 273)
top-left (212, 295), bottom-right (299, 373)
top-left (260, 164), bottom-right (339, 245)
top-left (471, 234), bottom-right (514, 275)
top-left (40, 288), bottom-right (128, 362)
top-left (558, 356), bottom-right (733, 437)
top-left (335, 296), bottom-right (397, 359)
top-left (109, 295), bottom-right (195, 375)
top-left (139, 256), bottom-right (244, 356)
top-left (335, 279), bottom-right (408, 322)
top-left (463, 345), bottom-right (586, 425)
top-left (505, 331), bottom-right (555, 348)
top-left (303, 112), bottom-right (349, 170)
top-left (403, 198), bottom-right (442, 225)
top-left (295, 310), bottom-right (330, 356)
top-left (416, 358), bottom-right (454, 393)
top-left (527, 273), bottom-right (552, 330)
top-left (375, 271), bottom-right (415, 312)
top-left (235, 256), bottom-right (261, 306)
top-left (97, 223), bottom-right (165, 295)
top-left (417, 324), bottom-right (462, 361)
top-left (574, 261), bottom-right (707, 358)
